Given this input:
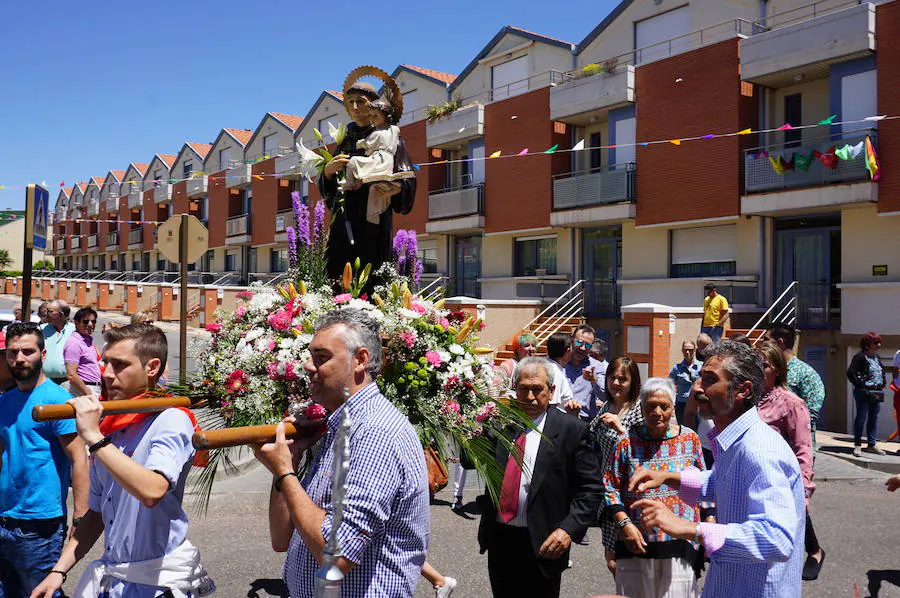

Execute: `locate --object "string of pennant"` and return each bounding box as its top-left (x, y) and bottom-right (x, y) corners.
top-left (57, 218), bottom-right (163, 225)
top-left (4, 114), bottom-right (892, 194)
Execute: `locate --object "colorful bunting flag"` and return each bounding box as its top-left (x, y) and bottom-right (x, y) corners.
top-left (817, 115), bottom-right (837, 126)
top-left (777, 123), bottom-right (794, 131)
top-left (59, 181), bottom-right (65, 187)
top-left (865, 136), bottom-right (880, 180)
top-left (517, 148), bottom-right (529, 156)
top-left (544, 144), bottom-right (558, 154)
top-left (489, 150), bottom-right (501, 159)
top-left (254, 175), bottom-right (264, 181)
top-left (668, 139), bottom-right (682, 146)
top-left (737, 128), bottom-right (752, 135)
top-left (835, 141), bottom-right (864, 161)
top-left (813, 146), bottom-right (837, 169)
top-left (412, 163), bottom-right (420, 171)
top-left (701, 134), bottom-right (715, 139)
top-left (794, 152), bottom-right (813, 172)
top-left (864, 115), bottom-right (886, 121)
top-left (572, 139), bottom-right (585, 151)
top-left (769, 154), bottom-right (787, 175)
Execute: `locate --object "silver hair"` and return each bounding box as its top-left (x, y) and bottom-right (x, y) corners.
top-left (512, 356), bottom-right (557, 391)
top-left (314, 307), bottom-right (382, 377)
top-left (640, 377), bottom-right (676, 407)
top-left (49, 299), bottom-right (71, 319)
top-left (705, 340), bottom-right (764, 408)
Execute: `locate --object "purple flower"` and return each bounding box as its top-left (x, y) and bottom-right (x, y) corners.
top-left (291, 191), bottom-right (311, 247)
top-left (404, 229), bottom-right (418, 279)
top-left (286, 227), bottom-right (297, 268)
top-left (313, 200), bottom-right (325, 244)
top-left (393, 229), bottom-right (408, 273)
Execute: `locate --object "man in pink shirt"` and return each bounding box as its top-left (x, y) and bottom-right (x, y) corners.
top-left (62, 307), bottom-right (102, 397)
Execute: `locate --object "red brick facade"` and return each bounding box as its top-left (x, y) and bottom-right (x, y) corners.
top-left (877, 1), bottom-right (900, 214)
top-left (251, 158), bottom-right (291, 246)
top-left (394, 119), bottom-right (429, 233)
top-left (483, 87), bottom-right (569, 233)
top-left (208, 173), bottom-right (228, 248)
top-left (635, 39), bottom-right (757, 226)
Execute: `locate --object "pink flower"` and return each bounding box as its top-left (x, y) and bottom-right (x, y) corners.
top-left (236, 290), bottom-right (255, 300)
top-left (305, 403), bottom-right (327, 420)
top-left (267, 339), bottom-right (277, 351)
top-left (399, 329), bottom-right (417, 348)
top-left (283, 361), bottom-right (299, 381)
top-left (475, 401), bottom-right (499, 422)
top-left (438, 318), bottom-right (450, 331)
top-left (441, 401), bottom-right (461, 416)
top-left (266, 362), bottom-right (279, 380)
top-left (425, 351), bottom-right (443, 367)
top-left (333, 293), bottom-right (352, 304)
top-left (267, 310), bottom-right (292, 331)
top-left (205, 322), bottom-right (221, 333)
top-left (234, 305), bottom-right (248, 319)
top-left (410, 300), bottom-right (426, 314)
top-left (225, 370), bottom-right (249, 394)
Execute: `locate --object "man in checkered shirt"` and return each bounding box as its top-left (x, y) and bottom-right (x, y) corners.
top-left (254, 308), bottom-right (429, 597)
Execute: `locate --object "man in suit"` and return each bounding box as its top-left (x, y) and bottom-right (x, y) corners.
top-left (477, 356), bottom-right (604, 598)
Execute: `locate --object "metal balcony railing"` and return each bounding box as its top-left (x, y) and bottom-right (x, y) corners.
top-left (275, 210), bottom-right (292, 233)
top-left (227, 214), bottom-right (250, 236)
top-left (751, 0), bottom-right (865, 31)
top-left (128, 229), bottom-right (143, 245)
top-left (428, 184), bottom-right (484, 220)
top-left (552, 163), bottom-right (636, 209)
top-left (87, 235), bottom-right (98, 248)
top-left (71, 237), bottom-right (80, 249)
top-left (106, 232), bottom-right (119, 246)
top-left (744, 129), bottom-right (875, 193)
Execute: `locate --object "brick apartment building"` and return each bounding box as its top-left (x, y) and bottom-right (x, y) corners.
top-left (49, 0), bottom-right (900, 436)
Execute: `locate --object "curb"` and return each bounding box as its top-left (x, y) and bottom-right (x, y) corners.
top-left (818, 448), bottom-right (900, 475)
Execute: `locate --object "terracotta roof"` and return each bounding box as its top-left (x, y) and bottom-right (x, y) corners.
top-left (269, 112), bottom-right (304, 131)
top-left (401, 64), bottom-right (457, 85)
top-left (63, 187), bottom-right (72, 195)
top-left (131, 163), bottom-right (149, 176)
top-left (158, 154), bottom-right (177, 168)
top-left (186, 142), bottom-right (212, 158)
top-left (507, 26), bottom-right (574, 47)
top-left (89, 176), bottom-right (104, 187)
top-left (109, 170), bottom-right (126, 181)
top-left (75, 183), bottom-right (87, 192)
top-left (225, 128), bottom-right (253, 146)
top-left (325, 90), bottom-right (344, 101)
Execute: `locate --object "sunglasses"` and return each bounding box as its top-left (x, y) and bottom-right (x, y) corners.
top-left (574, 340), bottom-right (592, 349)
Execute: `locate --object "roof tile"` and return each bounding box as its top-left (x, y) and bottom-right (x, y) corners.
top-left (401, 64), bottom-right (457, 85)
top-left (158, 154), bottom-right (177, 168)
top-left (186, 143), bottom-right (212, 159)
top-left (225, 128), bottom-right (254, 146)
top-left (269, 112), bottom-right (304, 131)
top-left (507, 25), bottom-right (574, 47)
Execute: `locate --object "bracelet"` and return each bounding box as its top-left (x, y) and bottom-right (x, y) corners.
top-left (50, 569), bottom-right (68, 583)
top-left (615, 516), bottom-right (633, 529)
top-left (694, 522), bottom-right (704, 544)
top-left (72, 516), bottom-right (83, 528)
top-left (273, 471), bottom-right (297, 492)
top-left (88, 436), bottom-right (112, 454)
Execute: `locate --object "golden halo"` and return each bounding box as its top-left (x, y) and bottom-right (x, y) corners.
top-left (342, 65), bottom-right (403, 122)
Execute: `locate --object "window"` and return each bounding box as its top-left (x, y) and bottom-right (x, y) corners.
top-left (515, 237), bottom-right (557, 276)
top-left (199, 195), bottom-right (208, 221)
top-left (263, 133), bottom-right (278, 155)
top-left (157, 257), bottom-right (166, 271)
top-left (317, 117), bottom-right (333, 141)
top-left (491, 56), bottom-right (529, 100)
top-left (271, 249), bottom-right (288, 273)
top-left (219, 148), bottom-right (230, 171)
top-left (635, 6), bottom-right (691, 64)
top-left (167, 204), bottom-right (174, 217)
top-left (784, 94), bottom-right (802, 147)
top-left (418, 247), bottom-right (438, 274)
top-left (670, 225), bottom-right (737, 278)
top-left (225, 253), bottom-right (237, 272)
top-left (183, 161), bottom-right (193, 179)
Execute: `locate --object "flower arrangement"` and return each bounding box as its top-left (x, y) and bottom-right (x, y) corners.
top-left (294, 122), bottom-right (349, 218)
top-left (190, 229), bottom-right (529, 506)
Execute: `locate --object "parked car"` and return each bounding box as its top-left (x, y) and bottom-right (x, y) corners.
top-left (0, 310), bottom-right (41, 330)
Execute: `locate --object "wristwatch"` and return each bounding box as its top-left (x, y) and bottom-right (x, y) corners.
top-left (615, 517), bottom-right (633, 529)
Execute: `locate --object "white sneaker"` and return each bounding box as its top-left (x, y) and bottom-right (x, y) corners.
top-left (866, 445), bottom-right (886, 456)
top-left (852, 447), bottom-right (863, 458)
top-left (435, 577), bottom-right (457, 598)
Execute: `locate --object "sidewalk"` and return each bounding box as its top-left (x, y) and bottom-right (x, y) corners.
top-left (816, 429), bottom-right (900, 475)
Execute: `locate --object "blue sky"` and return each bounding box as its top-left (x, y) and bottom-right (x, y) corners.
top-left (0, 0), bottom-right (620, 210)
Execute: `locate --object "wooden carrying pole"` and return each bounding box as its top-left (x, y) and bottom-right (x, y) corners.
top-left (33, 397), bottom-right (193, 422)
top-left (192, 421), bottom-right (325, 450)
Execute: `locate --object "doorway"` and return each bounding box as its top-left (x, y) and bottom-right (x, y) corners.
top-left (774, 215), bottom-right (840, 328)
top-left (582, 228), bottom-right (621, 317)
top-left (453, 235), bottom-right (482, 298)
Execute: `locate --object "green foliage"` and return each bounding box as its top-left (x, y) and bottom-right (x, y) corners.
top-left (0, 250), bottom-right (12, 271)
top-left (425, 98), bottom-right (463, 123)
top-left (33, 259), bottom-right (54, 271)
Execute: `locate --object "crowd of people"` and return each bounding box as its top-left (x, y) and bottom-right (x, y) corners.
top-left (1, 297), bottom-right (899, 597)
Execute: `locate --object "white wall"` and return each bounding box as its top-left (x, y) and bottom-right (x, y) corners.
top-left (245, 116), bottom-right (293, 160)
top-left (205, 133), bottom-right (238, 173)
top-left (0, 219), bottom-right (46, 270)
top-left (144, 156), bottom-right (171, 191)
top-left (842, 206), bottom-right (900, 283)
top-left (395, 70), bottom-right (450, 124)
top-left (295, 96), bottom-right (347, 148)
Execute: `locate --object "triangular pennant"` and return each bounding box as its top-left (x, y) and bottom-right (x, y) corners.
top-left (813, 146), bottom-right (837, 169)
top-left (572, 139), bottom-right (585, 151)
top-left (517, 148), bottom-right (529, 156)
top-left (737, 128), bottom-right (752, 135)
top-left (412, 163), bottom-right (420, 171)
top-left (768, 154), bottom-right (787, 175)
top-left (777, 123), bottom-right (793, 131)
top-left (489, 150), bottom-right (501, 159)
top-left (835, 144), bottom-right (853, 161)
top-left (254, 175), bottom-right (264, 181)
top-left (817, 115), bottom-right (837, 126)
top-left (864, 115), bottom-right (886, 122)
top-left (668, 139), bottom-right (682, 146)
top-left (544, 144), bottom-right (558, 154)
top-left (701, 134), bottom-right (715, 140)
top-left (865, 136), bottom-right (880, 181)
top-left (794, 152), bottom-right (813, 172)
top-left (849, 141), bottom-right (864, 159)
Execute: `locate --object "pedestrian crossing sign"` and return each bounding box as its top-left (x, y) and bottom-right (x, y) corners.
top-left (26, 184), bottom-right (49, 250)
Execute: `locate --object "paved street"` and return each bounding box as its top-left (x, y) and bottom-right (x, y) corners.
top-left (53, 451), bottom-right (900, 597)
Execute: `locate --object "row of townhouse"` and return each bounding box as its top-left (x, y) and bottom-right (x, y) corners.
top-left (49, 0), bottom-right (900, 435)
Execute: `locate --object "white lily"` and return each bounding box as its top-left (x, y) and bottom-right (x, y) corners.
top-left (327, 121), bottom-right (347, 146)
top-left (295, 140), bottom-right (324, 182)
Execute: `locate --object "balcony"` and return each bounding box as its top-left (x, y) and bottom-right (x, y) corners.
top-left (105, 196), bottom-right (118, 212)
top-left (128, 186), bottom-right (142, 209)
top-left (274, 209), bottom-right (293, 242)
top-left (426, 184), bottom-right (484, 234)
top-left (550, 66), bottom-right (635, 124)
top-left (87, 198), bottom-right (100, 217)
top-left (247, 146), bottom-right (290, 164)
top-left (426, 104), bottom-right (484, 149)
top-left (226, 163), bottom-right (251, 188)
top-left (154, 183), bottom-right (172, 204)
top-left (71, 237), bottom-right (80, 250)
top-left (275, 152), bottom-right (301, 179)
top-left (56, 238), bottom-right (65, 252)
top-left (226, 214), bottom-right (251, 244)
top-left (186, 176), bottom-right (207, 198)
top-left (550, 164), bottom-right (636, 226)
top-left (87, 235), bottom-right (98, 251)
top-left (128, 229), bottom-right (142, 247)
top-left (741, 2), bottom-right (875, 86)
top-left (744, 130), bottom-right (874, 192)
top-left (106, 231), bottom-right (119, 247)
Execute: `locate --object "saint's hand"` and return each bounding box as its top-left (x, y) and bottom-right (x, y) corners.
top-left (619, 521), bottom-right (647, 555)
top-left (372, 181), bottom-right (401, 199)
top-left (628, 465), bottom-right (667, 492)
top-left (632, 499), bottom-right (696, 540)
top-left (324, 155), bottom-right (350, 178)
top-left (538, 528), bottom-right (571, 560)
top-left (66, 394), bottom-right (104, 446)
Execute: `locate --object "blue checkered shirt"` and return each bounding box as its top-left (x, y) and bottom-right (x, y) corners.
top-left (680, 407), bottom-right (805, 598)
top-left (284, 382), bottom-right (430, 597)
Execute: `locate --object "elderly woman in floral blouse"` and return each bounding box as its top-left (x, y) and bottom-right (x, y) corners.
top-left (603, 377), bottom-right (712, 598)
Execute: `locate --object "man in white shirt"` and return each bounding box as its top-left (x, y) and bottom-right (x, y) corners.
top-left (546, 332), bottom-right (575, 413)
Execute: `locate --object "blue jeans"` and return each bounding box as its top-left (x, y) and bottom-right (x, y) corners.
top-left (701, 325), bottom-right (724, 343)
top-left (0, 518), bottom-right (65, 598)
top-left (853, 389), bottom-right (882, 447)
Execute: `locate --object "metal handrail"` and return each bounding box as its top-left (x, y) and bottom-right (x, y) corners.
top-left (552, 161), bottom-right (636, 181)
top-left (752, 0), bottom-right (862, 31)
top-left (747, 281), bottom-right (798, 345)
top-left (519, 279), bottom-right (585, 345)
top-left (418, 276), bottom-right (447, 300)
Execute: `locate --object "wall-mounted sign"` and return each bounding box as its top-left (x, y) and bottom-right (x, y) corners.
top-left (873, 265), bottom-right (888, 276)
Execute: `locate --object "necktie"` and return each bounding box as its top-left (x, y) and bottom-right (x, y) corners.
top-left (498, 433), bottom-right (528, 523)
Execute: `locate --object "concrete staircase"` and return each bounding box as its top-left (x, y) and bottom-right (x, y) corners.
top-left (494, 315), bottom-right (585, 365)
top-left (724, 328), bottom-right (767, 344)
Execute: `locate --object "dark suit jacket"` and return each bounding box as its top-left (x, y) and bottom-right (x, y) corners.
top-left (477, 408), bottom-right (603, 574)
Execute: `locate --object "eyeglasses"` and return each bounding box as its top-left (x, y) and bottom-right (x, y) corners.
top-left (79, 319), bottom-right (97, 325)
top-left (573, 340), bottom-right (592, 349)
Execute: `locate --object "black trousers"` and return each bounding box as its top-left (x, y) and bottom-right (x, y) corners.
top-left (806, 510), bottom-right (821, 554)
top-left (487, 524), bottom-right (563, 598)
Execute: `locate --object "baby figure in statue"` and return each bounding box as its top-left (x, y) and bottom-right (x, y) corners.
top-left (342, 98), bottom-right (415, 224)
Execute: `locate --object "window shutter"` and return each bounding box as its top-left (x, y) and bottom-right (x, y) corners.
top-left (671, 225), bottom-right (737, 265)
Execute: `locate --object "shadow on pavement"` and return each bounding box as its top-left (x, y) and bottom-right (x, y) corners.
top-left (866, 569), bottom-right (900, 598)
top-left (247, 578), bottom-right (287, 597)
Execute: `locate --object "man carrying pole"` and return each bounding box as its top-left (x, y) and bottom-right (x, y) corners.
top-left (30, 323), bottom-right (214, 598)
